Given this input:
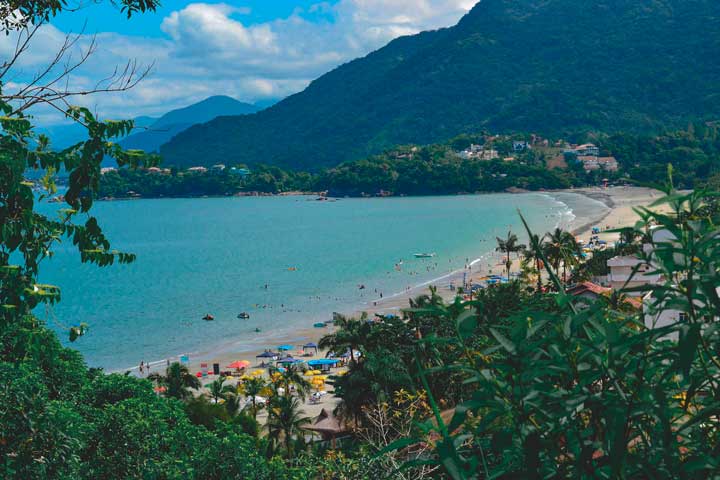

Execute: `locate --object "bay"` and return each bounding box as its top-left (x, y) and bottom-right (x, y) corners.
top-left (38, 192), bottom-right (606, 370)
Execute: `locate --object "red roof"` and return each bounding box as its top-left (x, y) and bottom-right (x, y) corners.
top-left (567, 282), bottom-right (642, 309)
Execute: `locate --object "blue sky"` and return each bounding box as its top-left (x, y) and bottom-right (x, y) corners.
top-left (3, 1), bottom-right (475, 123)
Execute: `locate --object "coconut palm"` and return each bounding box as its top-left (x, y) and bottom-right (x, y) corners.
top-left (266, 395), bottom-right (311, 457)
top-left (318, 313), bottom-right (365, 365)
top-left (522, 231), bottom-right (548, 291)
top-left (148, 362), bottom-right (201, 400)
top-left (496, 230), bottom-right (526, 278)
top-left (543, 228), bottom-right (581, 283)
top-left (271, 364), bottom-right (312, 400)
top-left (205, 376), bottom-right (238, 414)
top-left (239, 376), bottom-right (267, 420)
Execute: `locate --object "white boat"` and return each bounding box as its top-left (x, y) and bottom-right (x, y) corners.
top-left (414, 252), bottom-right (436, 258)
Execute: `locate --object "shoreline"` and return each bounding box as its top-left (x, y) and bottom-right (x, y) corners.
top-left (116, 186), bottom-right (661, 378)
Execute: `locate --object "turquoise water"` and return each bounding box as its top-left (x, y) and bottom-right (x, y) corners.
top-left (37, 192), bottom-right (605, 370)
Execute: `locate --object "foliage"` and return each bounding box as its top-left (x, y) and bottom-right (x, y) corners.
top-left (382, 182), bottom-right (720, 478)
top-left (148, 362), bottom-right (201, 400)
top-left (160, 0), bottom-right (720, 170)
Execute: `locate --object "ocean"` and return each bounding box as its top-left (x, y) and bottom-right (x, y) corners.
top-left (37, 192), bottom-right (608, 370)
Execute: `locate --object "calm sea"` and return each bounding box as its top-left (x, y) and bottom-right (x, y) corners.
top-left (37, 192), bottom-right (607, 370)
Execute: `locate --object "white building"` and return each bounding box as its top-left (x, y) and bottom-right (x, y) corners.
top-left (606, 256), bottom-right (661, 295)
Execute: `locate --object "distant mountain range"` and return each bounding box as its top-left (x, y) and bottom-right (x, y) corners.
top-left (39, 95), bottom-right (263, 153)
top-left (120, 95), bottom-right (260, 153)
top-left (160, 0), bottom-right (720, 171)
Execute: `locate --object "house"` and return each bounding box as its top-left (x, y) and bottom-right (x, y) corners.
top-left (577, 155), bottom-right (618, 172)
top-left (187, 166), bottom-right (208, 173)
top-left (100, 167), bottom-right (116, 175)
top-left (573, 143), bottom-right (600, 156)
top-left (567, 281), bottom-right (642, 309)
top-left (513, 140), bottom-right (531, 151)
top-left (606, 255), bottom-right (661, 295)
top-left (210, 164), bottom-right (226, 172)
top-left (458, 144), bottom-right (499, 160)
top-left (229, 167), bottom-right (251, 177)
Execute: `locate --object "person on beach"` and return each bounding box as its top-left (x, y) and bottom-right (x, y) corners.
top-left (139, 361), bottom-right (144, 375)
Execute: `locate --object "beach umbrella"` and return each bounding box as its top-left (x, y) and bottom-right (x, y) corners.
top-left (277, 344), bottom-right (294, 351)
top-left (227, 360), bottom-right (250, 369)
top-left (256, 351), bottom-right (277, 358)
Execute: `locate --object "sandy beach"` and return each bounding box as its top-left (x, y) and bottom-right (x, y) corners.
top-left (134, 186), bottom-right (665, 418)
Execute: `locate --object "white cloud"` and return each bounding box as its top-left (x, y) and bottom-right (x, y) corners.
top-left (7, 0), bottom-right (475, 124)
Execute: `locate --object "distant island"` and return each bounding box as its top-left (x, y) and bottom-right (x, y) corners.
top-left (97, 127), bottom-right (720, 200)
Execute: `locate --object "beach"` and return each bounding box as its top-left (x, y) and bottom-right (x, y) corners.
top-left (126, 186), bottom-right (665, 417)
top-left (136, 186), bottom-right (663, 375)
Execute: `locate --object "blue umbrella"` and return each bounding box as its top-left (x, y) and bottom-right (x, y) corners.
top-left (303, 342), bottom-right (318, 348)
top-left (256, 351), bottom-right (278, 358)
top-left (277, 344), bottom-right (294, 351)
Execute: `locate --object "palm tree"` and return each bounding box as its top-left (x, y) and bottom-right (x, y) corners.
top-left (496, 230), bottom-right (526, 278)
top-left (148, 362), bottom-right (201, 400)
top-left (266, 395), bottom-right (311, 458)
top-left (271, 364), bottom-right (312, 400)
top-left (239, 376), bottom-right (267, 420)
top-left (522, 231), bottom-right (548, 291)
top-left (318, 313), bottom-right (364, 365)
top-left (543, 228), bottom-right (581, 283)
top-left (205, 376), bottom-right (238, 414)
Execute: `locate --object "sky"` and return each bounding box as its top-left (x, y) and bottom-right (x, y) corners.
top-left (3, 0), bottom-right (476, 124)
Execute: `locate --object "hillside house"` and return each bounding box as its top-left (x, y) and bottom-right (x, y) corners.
top-left (577, 155), bottom-right (619, 172)
top-left (458, 144), bottom-right (499, 160)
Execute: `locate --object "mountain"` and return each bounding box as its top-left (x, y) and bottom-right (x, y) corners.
top-left (120, 95), bottom-right (260, 153)
top-left (39, 116), bottom-right (157, 150)
top-left (161, 0), bottom-right (720, 170)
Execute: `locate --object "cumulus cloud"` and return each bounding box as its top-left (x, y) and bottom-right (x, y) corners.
top-left (8, 0), bottom-right (475, 123)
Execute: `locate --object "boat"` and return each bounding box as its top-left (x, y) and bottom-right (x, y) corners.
top-left (414, 252), bottom-right (436, 258)
top-left (313, 322), bottom-right (326, 328)
top-left (202, 314), bottom-right (215, 321)
top-left (237, 312), bottom-right (250, 319)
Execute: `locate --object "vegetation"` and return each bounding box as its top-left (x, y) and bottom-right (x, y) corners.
top-left (324, 182), bottom-right (720, 478)
top-left (98, 125), bottom-right (720, 199)
top-left (160, 0), bottom-right (720, 169)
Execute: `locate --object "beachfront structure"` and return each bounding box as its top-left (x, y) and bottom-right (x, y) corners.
top-left (303, 408), bottom-right (349, 448)
top-left (187, 166), bottom-right (208, 173)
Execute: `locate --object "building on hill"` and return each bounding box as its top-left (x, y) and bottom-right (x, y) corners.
top-left (607, 255), bottom-right (661, 295)
top-left (187, 166), bottom-right (208, 173)
top-left (230, 167), bottom-right (251, 176)
top-left (577, 155), bottom-right (619, 172)
top-left (458, 144), bottom-right (499, 160)
top-left (565, 143), bottom-right (600, 157)
top-left (513, 140), bottom-right (531, 151)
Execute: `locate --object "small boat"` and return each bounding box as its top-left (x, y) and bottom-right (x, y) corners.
top-left (202, 314), bottom-right (215, 321)
top-left (313, 322), bottom-right (326, 328)
top-left (237, 312), bottom-right (250, 319)
top-left (414, 252), bottom-right (436, 258)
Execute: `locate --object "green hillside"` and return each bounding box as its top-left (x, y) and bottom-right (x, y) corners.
top-left (161, 0), bottom-right (720, 170)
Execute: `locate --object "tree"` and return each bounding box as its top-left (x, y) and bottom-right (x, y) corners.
top-left (543, 227), bottom-right (580, 283)
top-left (271, 364), bottom-right (311, 400)
top-left (319, 313), bottom-right (365, 365)
top-left (239, 376), bottom-right (267, 420)
top-left (266, 395), bottom-right (310, 458)
top-left (148, 362), bottom-right (201, 400)
top-left (521, 231), bottom-right (547, 291)
top-left (495, 230), bottom-right (526, 278)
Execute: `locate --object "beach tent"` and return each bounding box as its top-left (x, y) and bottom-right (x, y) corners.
top-left (256, 351), bottom-right (278, 359)
top-left (277, 356), bottom-right (303, 365)
top-left (303, 342), bottom-right (318, 354)
top-left (307, 358), bottom-right (339, 372)
top-left (277, 344), bottom-right (294, 351)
